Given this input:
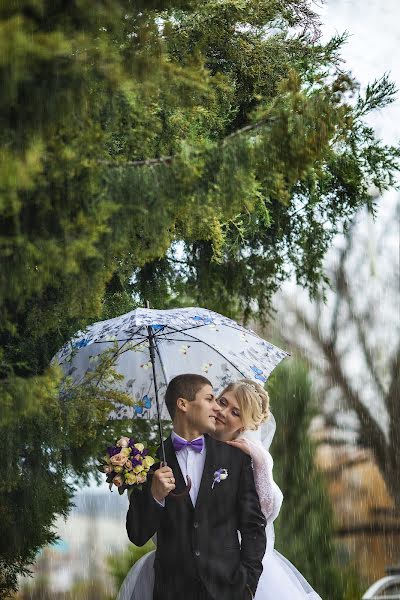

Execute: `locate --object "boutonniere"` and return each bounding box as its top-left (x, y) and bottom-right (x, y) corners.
top-left (212, 468), bottom-right (228, 489)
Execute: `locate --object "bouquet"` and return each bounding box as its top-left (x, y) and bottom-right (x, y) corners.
top-left (98, 436), bottom-right (157, 495)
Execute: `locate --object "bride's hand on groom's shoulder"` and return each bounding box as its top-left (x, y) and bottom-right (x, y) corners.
top-left (225, 438), bottom-right (250, 456)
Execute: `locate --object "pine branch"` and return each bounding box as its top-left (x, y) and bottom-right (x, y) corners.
top-left (355, 73), bottom-right (398, 118)
top-left (98, 116), bottom-right (278, 168)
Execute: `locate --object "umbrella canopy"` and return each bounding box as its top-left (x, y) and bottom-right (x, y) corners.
top-left (55, 307), bottom-right (288, 420)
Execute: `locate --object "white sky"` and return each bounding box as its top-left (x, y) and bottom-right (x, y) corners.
top-left (319, 0), bottom-right (400, 147)
top-left (318, 0), bottom-right (399, 290)
top-left (275, 0), bottom-right (400, 434)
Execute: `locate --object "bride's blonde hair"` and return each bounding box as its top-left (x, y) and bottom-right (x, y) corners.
top-left (222, 378), bottom-right (270, 430)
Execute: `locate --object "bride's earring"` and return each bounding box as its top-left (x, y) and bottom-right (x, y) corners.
top-left (240, 427), bottom-right (245, 433)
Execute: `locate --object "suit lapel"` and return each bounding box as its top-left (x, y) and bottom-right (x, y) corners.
top-left (194, 435), bottom-right (219, 513)
top-left (158, 436), bottom-right (194, 510)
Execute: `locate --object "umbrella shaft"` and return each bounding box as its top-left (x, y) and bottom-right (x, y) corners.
top-left (147, 325), bottom-right (166, 464)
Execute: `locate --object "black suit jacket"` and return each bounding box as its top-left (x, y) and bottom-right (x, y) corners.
top-left (126, 435), bottom-right (266, 600)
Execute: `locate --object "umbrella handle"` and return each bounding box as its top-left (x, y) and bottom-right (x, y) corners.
top-left (169, 474), bottom-right (192, 499)
top-left (150, 462), bottom-right (192, 499)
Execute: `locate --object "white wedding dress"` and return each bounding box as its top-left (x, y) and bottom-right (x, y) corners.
top-left (240, 424), bottom-right (322, 600)
top-left (117, 418), bottom-right (322, 600)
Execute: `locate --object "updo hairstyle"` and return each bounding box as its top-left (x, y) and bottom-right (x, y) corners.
top-left (222, 378), bottom-right (270, 430)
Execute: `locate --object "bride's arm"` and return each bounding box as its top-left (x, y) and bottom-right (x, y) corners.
top-left (226, 438), bottom-right (275, 520)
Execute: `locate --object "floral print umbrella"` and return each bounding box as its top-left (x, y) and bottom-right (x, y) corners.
top-left (55, 307), bottom-right (289, 420)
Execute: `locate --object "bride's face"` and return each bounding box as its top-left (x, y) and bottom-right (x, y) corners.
top-left (213, 389), bottom-right (244, 442)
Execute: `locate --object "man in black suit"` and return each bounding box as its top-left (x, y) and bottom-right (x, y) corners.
top-left (126, 373), bottom-right (266, 600)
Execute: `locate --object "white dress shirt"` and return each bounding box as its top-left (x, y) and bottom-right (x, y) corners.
top-left (171, 431), bottom-right (206, 506)
top-left (154, 431), bottom-right (206, 507)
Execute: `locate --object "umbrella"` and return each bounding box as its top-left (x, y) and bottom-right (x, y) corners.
top-left (55, 306), bottom-right (288, 462)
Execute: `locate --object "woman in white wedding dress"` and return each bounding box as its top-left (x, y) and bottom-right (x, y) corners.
top-left (117, 379), bottom-right (322, 600)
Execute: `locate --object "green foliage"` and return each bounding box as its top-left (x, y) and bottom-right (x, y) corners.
top-left (0, 355), bottom-right (132, 597)
top-left (269, 361), bottom-right (364, 600)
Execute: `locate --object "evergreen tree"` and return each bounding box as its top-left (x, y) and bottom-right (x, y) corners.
top-left (270, 361), bottom-right (362, 600)
top-left (1, 0), bottom-right (399, 595)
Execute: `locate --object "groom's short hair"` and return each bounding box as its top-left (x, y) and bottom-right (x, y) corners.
top-left (165, 373), bottom-right (212, 419)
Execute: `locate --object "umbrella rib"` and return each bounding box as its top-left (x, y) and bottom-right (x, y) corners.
top-left (156, 323), bottom-right (245, 337)
top-left (157, 338), bottom-right (209, 343)
top-left (87, 323), bottom-right (262, 344)
top-left (82, 337), bottom-right (147, 346)
top-left (165, 326), bottom-right (247, 378)
top-left (153, 322), bottom-right (250, 337)
top-left (91, 336), bottom-right (146, 344)
top-left (154, 343), bottom-right (169, 397)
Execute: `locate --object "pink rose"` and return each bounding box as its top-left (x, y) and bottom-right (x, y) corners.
top-left (110, 452), bottom-right (128, 467)
top-left (116, 436), bottom-right (130, 448)
top-left (136, 472), bottom-right (147, 484)
top-left (125, 460), bottom-right (133, 471)
top-left (112, 474), bottom-right (124, 487)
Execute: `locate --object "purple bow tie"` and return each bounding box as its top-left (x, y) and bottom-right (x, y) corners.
top-left (172, 436), bottom-right (204, 453)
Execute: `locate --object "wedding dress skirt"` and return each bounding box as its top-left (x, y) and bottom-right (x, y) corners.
top-left (117, 545), bottom-right (322, 600)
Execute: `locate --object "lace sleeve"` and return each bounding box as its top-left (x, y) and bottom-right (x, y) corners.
top-left (243, 438), bottom-right (275, 521)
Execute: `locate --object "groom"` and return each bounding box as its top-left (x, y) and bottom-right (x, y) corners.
top-left (126, 374), bottom-right (266, 600)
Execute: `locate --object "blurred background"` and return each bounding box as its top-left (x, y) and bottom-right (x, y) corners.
top-left (1, 0), bottom-right (399, 599)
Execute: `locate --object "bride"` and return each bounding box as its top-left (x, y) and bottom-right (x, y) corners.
top-left (117, 379), bottom-right (322, 600)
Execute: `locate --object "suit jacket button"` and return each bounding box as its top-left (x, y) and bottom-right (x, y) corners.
top-left (195, 550), bottom-right (200, 557)
top-left (193, 521), bottom-right (199, 528)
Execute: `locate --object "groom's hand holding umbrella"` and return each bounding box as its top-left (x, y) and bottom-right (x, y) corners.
top-left (151, 465), bottom-right (176, 503)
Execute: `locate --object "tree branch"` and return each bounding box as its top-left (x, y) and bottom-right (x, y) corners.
top-left (98, 116), bottom-right (278, 168)
top-left (336, 523), bottom-right (400, 537)
top-left (340, 277), bottom-right (387, 399)
top-left (285, 300), bottom-right (388, 473)
top-left (386, 343), bottom-right (400, 478)
top-left (330, 227), bottom-right (353, 342)
top-left (322, 454), bottom-right (370, 478)
top-left (387, 342), bottom-right (400, 421)
top-left (323, 340), bottom-right (388, 471)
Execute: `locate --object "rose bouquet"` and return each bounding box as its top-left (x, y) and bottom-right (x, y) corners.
top-left (97, 436), bottom-right (157, 494)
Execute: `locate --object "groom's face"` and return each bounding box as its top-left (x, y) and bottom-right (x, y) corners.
top-left (185, 384), bottom-right (221, 434)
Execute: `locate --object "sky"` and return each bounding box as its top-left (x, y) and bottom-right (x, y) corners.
top-left (319, 0), bottom-right (400, 223)
top-left (318, 0), bottom-right (399, 312)
top-left (277, 0), bottom-right (400, 434)
top-left (319, 0), bottom-right (400, 149)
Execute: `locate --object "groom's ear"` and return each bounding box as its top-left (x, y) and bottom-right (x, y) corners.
top-left (176, 396), bottom-right (188, 413)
